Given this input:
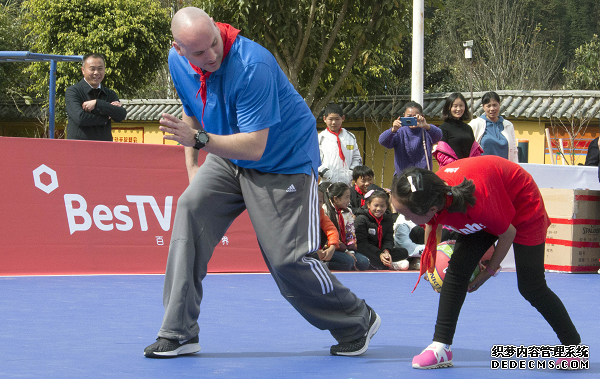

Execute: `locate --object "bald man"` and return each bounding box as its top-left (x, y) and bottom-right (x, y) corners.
top-left (143, 7), bottom-right (380, 358)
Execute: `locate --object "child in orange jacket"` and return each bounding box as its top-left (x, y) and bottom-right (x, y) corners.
top-left (318, 186), bottom-right (338, 263)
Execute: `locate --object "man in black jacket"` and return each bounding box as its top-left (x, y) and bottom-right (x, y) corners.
top-left (65, 53), bottom-right (127, 140)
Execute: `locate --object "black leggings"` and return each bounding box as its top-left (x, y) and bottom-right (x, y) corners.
top-left (433, 230), bottom-right (581, 346)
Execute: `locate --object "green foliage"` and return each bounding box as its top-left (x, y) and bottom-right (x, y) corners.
top-left (22, 0), bottom-right (171, 104)
top-left (193, 0), bottom-right (424, 112)
top-left (431, 0), bottom-right (563, 91)
top-left (0, 0), bottom-right (31, 101)
top-left (563, 35), bottom-right (600, 90)
top-left (359, 4), bottom-right (455, 97)
top-left (536, 0), bottom-right (600, 58)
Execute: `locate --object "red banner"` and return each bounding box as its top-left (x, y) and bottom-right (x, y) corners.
top-left (0, 137), bottom-right (267, 275)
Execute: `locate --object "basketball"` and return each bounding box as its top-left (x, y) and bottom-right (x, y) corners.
top-left (425, 241), bottom-right (480, 292)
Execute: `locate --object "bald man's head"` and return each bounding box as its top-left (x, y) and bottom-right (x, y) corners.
top-left (171, 7), bottom-right (211, 40)
top-left (171, 7), bottom-right (224, 72)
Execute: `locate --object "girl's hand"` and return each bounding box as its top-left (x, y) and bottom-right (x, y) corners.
top-left (467, 269), bottom-right (493, 293)
top-left (338, 242), bottom-right (347, 251)
top-left (316, 249), bottom-right (325, 260)
top-left (323, 245), bottom-right (335, 261)
top-left (380, 250), bottom-right (392, 267)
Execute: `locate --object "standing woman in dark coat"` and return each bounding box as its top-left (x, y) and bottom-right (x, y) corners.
top-left (433, 92), bottom-right (482, 168)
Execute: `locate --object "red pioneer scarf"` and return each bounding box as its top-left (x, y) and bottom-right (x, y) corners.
top-left (368, 210), bottom-right (383, 249)
top-left (335, 207), bottom-right (346, 243)
top-left (355, 185), bottom-right (366, 207)
top-left (326, 128), bottom-right (346, 165)
top-left (412, 195), bottom-right (453, 292)
top-left (188, 22), bottom-right (240, 126)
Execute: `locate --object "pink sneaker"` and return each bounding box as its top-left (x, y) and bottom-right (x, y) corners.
top-left (412, 342), bottom-right (453, 369)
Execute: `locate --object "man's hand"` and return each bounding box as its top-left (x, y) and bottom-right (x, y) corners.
top-left (82, 100), bottom-right (97, 112)
top-left (159, 113), bottom-right (198, 147)
top-left (111, 101), bottom-right (122, 107)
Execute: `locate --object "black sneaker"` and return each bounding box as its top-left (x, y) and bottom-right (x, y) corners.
top-left (143, 335), bottom-right (201, 358)
top-left (330, 305), bottom-right (381, 356)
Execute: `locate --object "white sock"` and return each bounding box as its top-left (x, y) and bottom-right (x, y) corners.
top-left (431, 341), bottom-right (451, 350)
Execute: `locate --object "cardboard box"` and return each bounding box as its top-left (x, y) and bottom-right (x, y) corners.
top-left (539, 188), bottom-right (600, 273)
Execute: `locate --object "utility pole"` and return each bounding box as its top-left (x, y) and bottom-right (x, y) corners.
top-left (411, 0), bottom-right (424, 106)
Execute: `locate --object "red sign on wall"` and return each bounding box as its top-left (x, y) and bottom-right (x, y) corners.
top-left (0, 137), bottom-right (266, 275)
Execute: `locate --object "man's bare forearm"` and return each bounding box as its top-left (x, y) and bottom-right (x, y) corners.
top-left (184, 146), bottom-right (200, 184)
top-left (160, 112), bottom-right (268, 162)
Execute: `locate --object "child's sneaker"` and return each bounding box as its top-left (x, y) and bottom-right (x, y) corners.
top-left (408, 258), bottom-right (420, 271)
top-left (144, 335), bottom-right (201, 358)
top-left (412, 342), bottom-right (453, 369)
top-left (392, 260), bottom-right (409, 271)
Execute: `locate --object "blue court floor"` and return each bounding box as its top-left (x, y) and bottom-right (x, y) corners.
top-left (0, 271), bottom-right (598, 378)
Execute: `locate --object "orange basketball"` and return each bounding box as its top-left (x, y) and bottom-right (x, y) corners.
top-left (425, 240), bottom-right (481, 292)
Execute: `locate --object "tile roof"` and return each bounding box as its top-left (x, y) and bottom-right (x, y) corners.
top-left (0, 101), bottom-right (46, 120)
top-left (332, 90), bottom-right (600, 121)
top-left (2, 90), bottom-right (600, 122)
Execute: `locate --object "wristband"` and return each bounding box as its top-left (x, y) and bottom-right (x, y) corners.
top-left (485, 265), bottom-right (500, 277)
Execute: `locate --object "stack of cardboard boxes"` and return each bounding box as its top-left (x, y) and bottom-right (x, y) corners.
top-left (541, 188), bottom-right (600, 273)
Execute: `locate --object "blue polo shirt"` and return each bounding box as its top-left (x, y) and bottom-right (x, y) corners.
top-left (168, 36), bottom-right (319, 176)
top-left (479, 115), bottom-right (509, 159)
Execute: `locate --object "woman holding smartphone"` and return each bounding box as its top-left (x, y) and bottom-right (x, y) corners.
top-left (378, 101), bottom-right (442, 179)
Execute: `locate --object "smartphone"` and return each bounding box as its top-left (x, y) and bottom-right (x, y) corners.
top-left (401, 117), bottom-right (417, 126)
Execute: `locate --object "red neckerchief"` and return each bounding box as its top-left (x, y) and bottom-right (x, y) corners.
top-left (335, 206), bottom-right (346, 243)
top-left (412, 195), bottom-right (453, 292)
top-left (188, 22), bottom-right (240, 127)
top-left (326, 128), bottom-right (346, 165)
top-left (355, 185), bottom-right (366, 207)
top-left (368, 210), bottom-right (383, 249)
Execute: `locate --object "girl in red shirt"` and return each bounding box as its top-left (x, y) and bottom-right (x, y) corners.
top-left (391, 155), bottom-right (581, 369)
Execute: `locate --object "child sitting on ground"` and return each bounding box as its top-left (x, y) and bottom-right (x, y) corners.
top-left (316, 185), bottom-right (338, 265)
top-left (354, 190), bottom-right (409, 270)
top-left (393, 216), bottom-right (458, 254)
top-left (349, 165), bottom-right (384, 214)
top-left (321, 181), bottom-right (370, 271)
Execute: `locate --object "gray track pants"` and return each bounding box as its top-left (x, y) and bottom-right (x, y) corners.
top-left (158, 154), bottom-right (370, 343)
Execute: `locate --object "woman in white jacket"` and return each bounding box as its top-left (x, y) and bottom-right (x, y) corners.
top-left (469, 92), bottom-right (519, 163)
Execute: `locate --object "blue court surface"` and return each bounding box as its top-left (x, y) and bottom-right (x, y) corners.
top-left (1, 271), bottom-right (598, 378)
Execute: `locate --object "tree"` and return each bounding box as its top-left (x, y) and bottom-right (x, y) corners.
top-left (536, 0), bottom-right (600, 59)
top-left (0, 0), bottom-right (31, 101)
top-left (430, 0), bottom-right (561, 91)
top-left (22, 0), bottom-right (171, 105)
top-left (195, 0), bottom-right (421, 114)
top-left (355, 4), bottom-right (454, 98)
top-left (563, 35), bottom-right (600, 90)
top-left (547, 109), bottom-right (596, 166)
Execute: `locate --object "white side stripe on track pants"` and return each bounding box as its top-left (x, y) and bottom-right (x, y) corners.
top-left (302, 256), bottom-right (333, 295)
